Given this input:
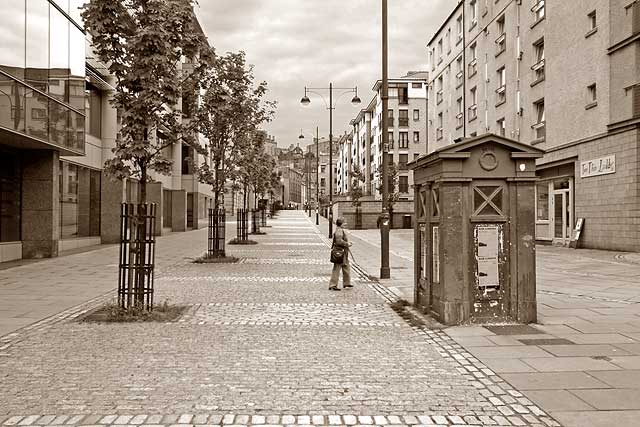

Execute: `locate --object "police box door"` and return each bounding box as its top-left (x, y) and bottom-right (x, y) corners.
top-left (470, 182), bottom-right (509, 322)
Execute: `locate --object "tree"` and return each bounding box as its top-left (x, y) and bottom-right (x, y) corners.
top-left (378, 162), bottom-right (400, 212)
top-left (194, 51), bottom-right (276, 214)
top-left (347, 165), bottom-right (365, 207)
top-left (82, 0), bottom-right (211, 203)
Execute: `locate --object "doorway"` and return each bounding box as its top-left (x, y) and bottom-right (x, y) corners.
top-left (551, 178), bottom-right (573, 245)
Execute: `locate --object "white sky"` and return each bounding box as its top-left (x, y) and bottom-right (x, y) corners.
top-left (197, 0), bottom-right (456, 148)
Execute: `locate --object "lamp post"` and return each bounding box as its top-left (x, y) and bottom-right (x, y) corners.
top-left (380, 0), bottom-right (391, 279)
top-left (301, 84), bottom-right (361, 238)
top-left (299, 127), bottom-right (320, 224)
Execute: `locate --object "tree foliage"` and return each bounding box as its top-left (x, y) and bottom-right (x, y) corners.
top-left (378, 162), bottom-right (400, 210)
top-left (194, 51), bottom-right (276, 211)
top-left (82, 0), bottom-right (211, 202)
top-left (347, 165), bottom-right (365, 207)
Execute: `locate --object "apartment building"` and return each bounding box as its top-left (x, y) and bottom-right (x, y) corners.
top-left (368, 72), bottom-right (429, 200)
top-left (336, 72), bottom-right (428, 201)
top-left (336, 132), bottom-right (354, 194)
top-left (427, 0), bottom-right (640, 251)
top-left (0, 0), bottom-right (213, 262)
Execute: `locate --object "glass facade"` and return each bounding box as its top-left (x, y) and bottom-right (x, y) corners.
top-left (0, 149), bottom-right (21, 242)
top-left (59, 161), bottom-right (101, 239)
top-left (0, 0), bottom-right (86, 154)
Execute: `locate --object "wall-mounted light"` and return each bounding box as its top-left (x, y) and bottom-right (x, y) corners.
top-left (519, 163), bottom-right (526, 172)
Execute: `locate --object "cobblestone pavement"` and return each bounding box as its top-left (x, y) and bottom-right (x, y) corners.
top-left (0, 212), bottom-right (560, 426)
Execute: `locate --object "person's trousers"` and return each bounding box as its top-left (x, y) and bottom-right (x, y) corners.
top-left (329, 261), bottom-right (351, 288)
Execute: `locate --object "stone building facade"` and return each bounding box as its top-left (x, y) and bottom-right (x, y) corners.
top-left (427, 0), bottom-right (640, 250)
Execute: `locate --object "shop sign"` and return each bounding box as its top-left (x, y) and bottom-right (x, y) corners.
top-left (580, 155), bottom-right (615, 178)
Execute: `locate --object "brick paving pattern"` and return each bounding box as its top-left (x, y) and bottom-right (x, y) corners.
top-left (0, 212), bottom-right (561, 426)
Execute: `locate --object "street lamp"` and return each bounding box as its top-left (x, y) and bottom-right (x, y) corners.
top-left (299, 127), bottom-right (320, 225)
top-left (379, 0), bottom-right (391, 279)
top-left (300, 84), bottom-right (361, 238)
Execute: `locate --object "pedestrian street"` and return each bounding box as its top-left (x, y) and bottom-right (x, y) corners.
top-left (0, 211), bottom-right (559, 427)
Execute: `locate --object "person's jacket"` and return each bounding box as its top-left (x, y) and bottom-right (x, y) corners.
top-left (333, 226), bottom-right (350, 264)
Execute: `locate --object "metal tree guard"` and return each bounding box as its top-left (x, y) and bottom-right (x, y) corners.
top-left (208, 208), bottom-right (226, 257)
top-left (251, 209), bottom-right (261, 234)
top-left (118, 203), bottom-right (156, 310)
top-left (261, 207), bottom-right (267, 227)
top-left (236, 209), bottom-right (249, 241)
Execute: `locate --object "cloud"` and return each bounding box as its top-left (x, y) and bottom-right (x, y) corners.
top-left (197, 0), bottom-right (457, 148)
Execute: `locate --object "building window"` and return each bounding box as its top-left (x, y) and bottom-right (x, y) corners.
top-left (497, 118), bottom-right (506, 136)
top-left (532, 99), bottom-right (545, 140)
top-left (468, 43), bottom-right (478, 76)
top-left (59, 161), bottom-right (101, 239)
top-left (436, 76), bottom-right (444, 104)
top-left (496, 66), bottom-right (506, 105)
top-left (413, 131), bottom-right (420, 143)
top-left (470, 0), bottom-right (478, 28)
top-left (586, 83), bottom-right (597, 109)
top-left (495, 15), bottom-right (506, 55)
top-left (469, 87), bottom-right (478, 120)
top-left (437, 112), bottom-right (443, 140)
top-left (586, 10), bottom-right (597, 37)
top-left (412, 82), bottom-right (422, 89)
top-left (532, 39), bottom-right (545, 83)
top-left (388, 131), bottom-right (394, 148)
top-left (536, 182), bottom-right (549, 221)
top-left (399, 109), bottom-right (409, 126)
top-left (388, 109), bottom-right (394, 126)
top-left (456, 97), bottom-right (464, 128)
top-left (446, 29), bottom-right (452, 53)
top-left (588, 10), bottom-right (597, 30)
top-left (399, 132), bottom-right (409, 148)
top-left (532, 0), bottom-right (545, 22)
top-left (399, 154), bottom-right (408, 170)
top-left (398, 86), bottom-right (409, 104)
top-left (399, 176), bottom-right (409, 193)
top-left (321, 165), bottom-right (326, 173)
top-left (413, 109), bottom-right (420, 121)
top-left (414, 153), bottom-right (420, 161)
top-left (0, 150), bottom-right (21, 242)
top-left (456, 56), bottom-right (464, 87)
top-left (437, 39), bottom-right (443, 63)
top-left (456, 15), bottom-right (463, 43)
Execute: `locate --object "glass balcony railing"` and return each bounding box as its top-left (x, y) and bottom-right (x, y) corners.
top-left (0, 70), bottom-right (85, 155)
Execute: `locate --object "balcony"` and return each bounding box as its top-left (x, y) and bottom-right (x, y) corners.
top-left (468, 105), bottom-right (478, 120)
top-left (495, 85), bottom-right (506, 105)
top-left (0, 71), bottom-right (85, 156)
top-left (456, 112), bottom-right (464, 128)
top-left (532, 121), bottom-right (546, 140)
top-left (436, 90), bottom-right (444, 105)
top-left (436, 127), bottom-right (443, 140)
top-left (531, 0), bottom-right (545, 22)
top-left (531, 58), bottom-right (545, 83)
top-left (495, 33), bottom-right (506, 55)
top-left (456, 71), bottom-right (464, 87)
top-left (468, 59), bottom-right (478, 76)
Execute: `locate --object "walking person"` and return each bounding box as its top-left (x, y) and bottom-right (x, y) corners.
top-left (329, 218), bottom-right (352, 291)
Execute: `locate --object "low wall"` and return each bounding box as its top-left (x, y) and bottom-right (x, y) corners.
top-left (331, 198), bottom-right (415, 230)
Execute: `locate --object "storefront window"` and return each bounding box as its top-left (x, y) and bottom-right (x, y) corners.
top-left (59, 161), bottom-right (101, 239)
top-left (536, 182), bottom-right (549, 221)
top-left (0, 150), bottom-right (21, 242)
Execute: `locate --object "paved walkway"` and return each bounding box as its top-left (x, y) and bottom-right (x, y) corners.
top-left (326, 219), bottom-right (640, 427)
top-left (0, 211), bottom-right (560, 427)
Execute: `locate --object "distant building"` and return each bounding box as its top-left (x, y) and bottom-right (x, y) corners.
top-left (338, 71), bottom-right (429, 201)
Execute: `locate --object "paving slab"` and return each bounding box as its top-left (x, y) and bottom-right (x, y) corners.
top-left (552, 410), bottom-right (640, 427)
top-left (500, 372), bottom-right (610, 390)
top-left (537, 344), bottom-right (631, 357)
top-left (569, 389), bottom-right (640, 410)
top-left (521, 390), bottom-right (594, 412)
top-left (586, 369), bottom-right (640, 388)
top-left (519, 357), bottom-right (621, 372)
